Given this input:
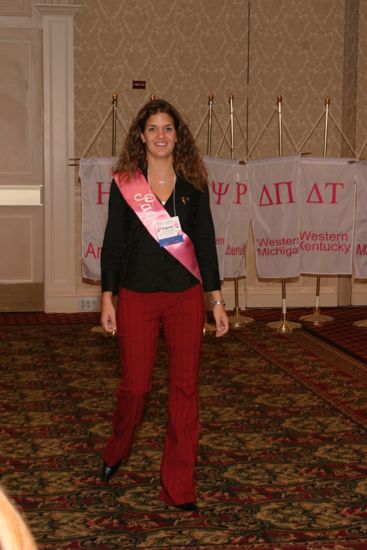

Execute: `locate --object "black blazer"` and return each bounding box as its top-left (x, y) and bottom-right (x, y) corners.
top-left (101, 174), bottom-right (221, 294)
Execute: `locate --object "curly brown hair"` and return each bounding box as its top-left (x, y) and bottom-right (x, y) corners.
top-left (114, 99), bottom-right (208, 191)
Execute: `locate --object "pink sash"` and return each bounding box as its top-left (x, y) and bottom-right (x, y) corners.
top-left (114, 171), bottom-right (202, 283)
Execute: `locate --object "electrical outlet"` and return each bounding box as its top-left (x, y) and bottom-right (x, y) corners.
top-left (80, 296), bottom-right (100, 312)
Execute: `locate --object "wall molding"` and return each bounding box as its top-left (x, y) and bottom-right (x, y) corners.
top-left (34, 3), bottom-right (82, 16)
top-left (0, 0), bottom-right (32, 17)
top-left (35, 1), bottom-right (82, 312)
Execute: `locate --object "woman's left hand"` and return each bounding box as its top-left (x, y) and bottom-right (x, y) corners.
top-left (213, 304), bottom-right (229, 337)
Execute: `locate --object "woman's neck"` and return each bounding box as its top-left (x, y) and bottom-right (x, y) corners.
top-left (147, 158), bottom-right (175, 187)
top-left (147, 158), bottom-right (176, 201)
top-left (147, 157), bottom-right (174, 177)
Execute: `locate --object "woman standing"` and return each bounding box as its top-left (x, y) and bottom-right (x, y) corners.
top-left (100, 98), bottom-right (228, 511)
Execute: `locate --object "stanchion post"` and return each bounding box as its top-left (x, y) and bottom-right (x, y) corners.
top-left (207, 94), bottom-right (214, 156)
top-left (203, 93), bottom-right (219, 335)
top-left (299, 97), bottom-right (334, 326)
top-left (267, 279), bottom-right (301, 333)
top-left (323, 96), bottom-right (330, 158)
top-left (229, 94), bottom-right (235, 160)
top-left (267, 96), bottom-right (301, 333)
top-left (111, 93), bottom-right (118, 157)
top-left (229, 277), bottom-right (254, 328)
top-left (278, 94), bottom-right (283, 156)
top-left (227, 94), bottom-right (254, 329)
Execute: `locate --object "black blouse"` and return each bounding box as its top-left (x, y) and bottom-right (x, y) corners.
top-left (100, 174), bottom-right (221, 293)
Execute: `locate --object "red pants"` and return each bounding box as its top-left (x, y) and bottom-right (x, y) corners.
top-left (103, 284), bottom-right (205, 505)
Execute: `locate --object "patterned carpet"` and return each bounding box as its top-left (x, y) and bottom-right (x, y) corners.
top-left (240, 306), bottom-right (367, 365)
top-left (1, 310), bottom-right (367, 549)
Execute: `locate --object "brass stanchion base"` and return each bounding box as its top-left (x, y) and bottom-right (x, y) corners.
top-left (353, 319), bottom-right (367, 328)
top-left (229, 307), bottom-right (254, 329)
top-left (267, 316), bottom-right (302, 334)
top-left (299, 310), bottom-right (334, 326)
top-left (203, 313), bottom-right (216, 336)
top-left (91, 325), bottom-right (104, 335)
top-left (203, 321), bottom-right (216, 335)
top-left (90, 325), bottom-right (118, 337)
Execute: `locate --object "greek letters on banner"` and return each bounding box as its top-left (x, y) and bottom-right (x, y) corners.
top-left (204, 156), bottom-right (250, 279)
top-left (80, 156), bottom-right (359, 282)
top-left (299, 157), bottom-right (356, 275)
top-left (79, 157), bottom-right (115, 280)
top-left (247, 156), bottom-right (302, 278)
top-left (80, 156), bottom-right (247, 281)
top-left (354, 162), bottom-right (367, 278)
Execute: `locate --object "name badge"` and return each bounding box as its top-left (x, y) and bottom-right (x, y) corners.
top-left (154, 216), bottom-right (184, 247)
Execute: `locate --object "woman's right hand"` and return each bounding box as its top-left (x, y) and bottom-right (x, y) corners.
top-left (100, 291), bottom-right (117, 335)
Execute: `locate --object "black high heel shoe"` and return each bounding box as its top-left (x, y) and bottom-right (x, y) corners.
top-left (102, 460), bottom-right (121, 482)
top-left (174, 502), bottom-right (198, 512)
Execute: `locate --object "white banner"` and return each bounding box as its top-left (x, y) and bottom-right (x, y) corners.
top-left (80, 156), bottom-right (361, 282)
top-left (204, 156), bottom-right (250, 279)
top-left (80, 157), bottom-right (250, 282)
top-left (354, 162), bottom-right (367, 278)
top-left (299, 157), bottom-right (356, 275)
top-left (79, 157), bottom-right (115, 280)
top-left (247, 156), bottom-right (302, 278)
